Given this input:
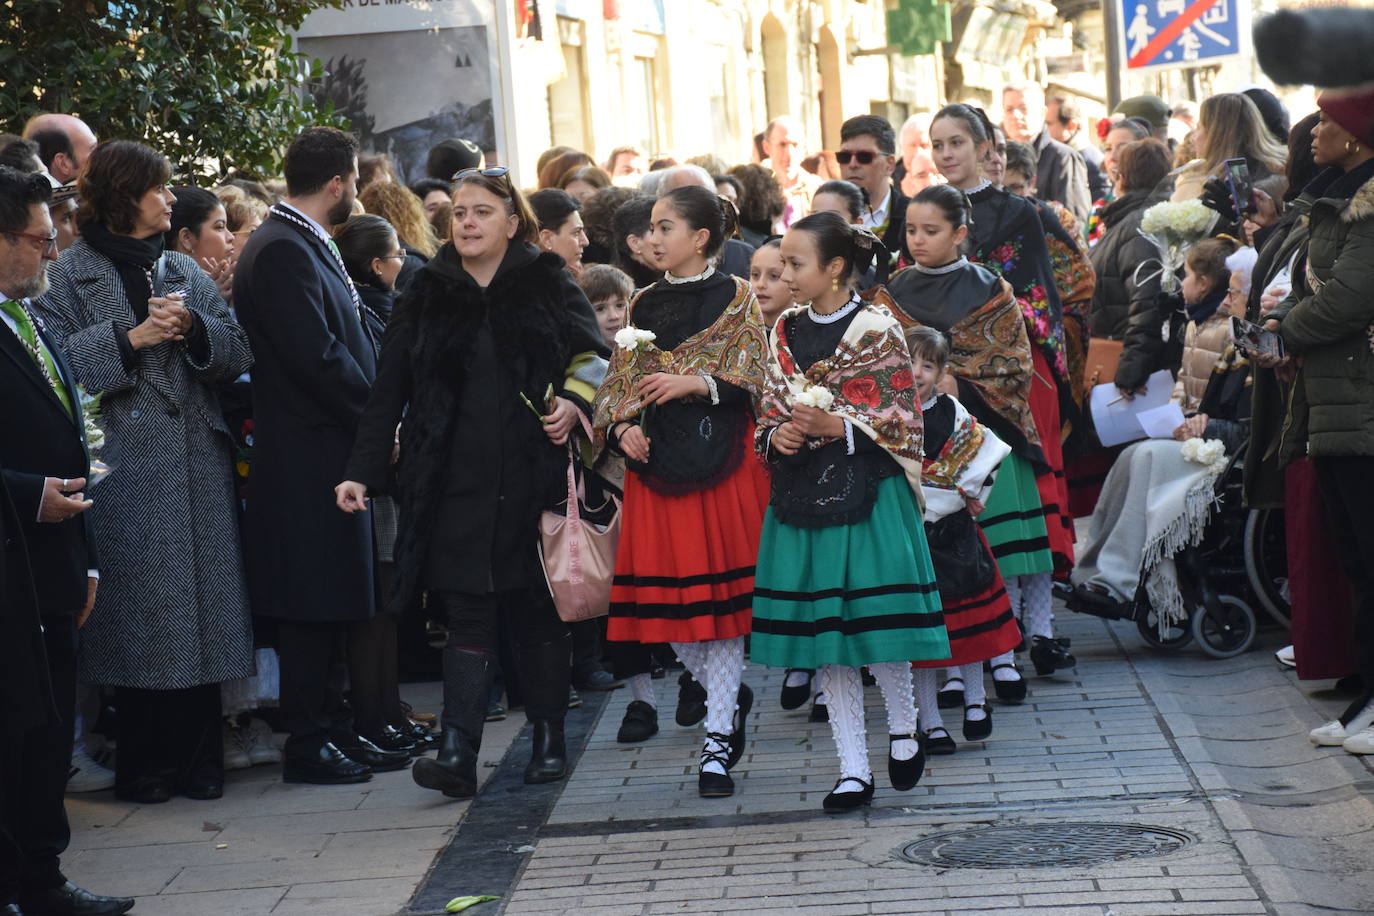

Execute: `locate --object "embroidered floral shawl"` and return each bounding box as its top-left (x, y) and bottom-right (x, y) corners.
top-left (592, 275), bottom-right (770, 440)
top-left (921, 395), bottom-right (1012, 523)
top-left (1039, 199), bottom-right (1096, 406)
top-left (872, 282), bottom-right (1041, 450)
top-left (754, 300), bottom-right (925, 502)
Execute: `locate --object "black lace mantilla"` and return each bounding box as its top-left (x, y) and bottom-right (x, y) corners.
top-left (769, 440), bottom-right (899, 529)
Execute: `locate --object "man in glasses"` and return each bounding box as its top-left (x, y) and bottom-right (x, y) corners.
top-left (0, 166), bottom-right (132, 916)
top-left (837, 114), bottom-right (906, 283)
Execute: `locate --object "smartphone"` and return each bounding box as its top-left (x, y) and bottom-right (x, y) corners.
top-left (1223, 158), bottom-right (1254, 217)
top-left (1231, 315), bottom-right (1284, 359)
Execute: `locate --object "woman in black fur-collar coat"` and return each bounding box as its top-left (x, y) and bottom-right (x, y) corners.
top-left (339, 170), bottom-right (608, 799)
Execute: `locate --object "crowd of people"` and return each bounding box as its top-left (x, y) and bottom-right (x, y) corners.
top-left (2, 73), bottom-right (1374, 914)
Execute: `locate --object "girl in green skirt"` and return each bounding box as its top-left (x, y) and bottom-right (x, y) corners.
top-left (751, 212), bottom-right (950, 813)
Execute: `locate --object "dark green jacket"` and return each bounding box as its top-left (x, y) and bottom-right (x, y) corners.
top-left (1276, 161), bottom-right (1374, 462)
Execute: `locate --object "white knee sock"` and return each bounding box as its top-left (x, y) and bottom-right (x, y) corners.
top-left (670, 642), bottom-right (708, 679)
top-left (1022, 572), bottom-right (1054, 639)
top-left (675, 637), bottom-right (745, 775)
top-left (1004, 575), bottom-right (1024, 623)
top-left (869, 662), bottom-right (918, 760)
top-left (990, 651), bottom-right (1019, 680)
top-left (912, 668), bottom-right (945, 733)
top-left (628, 672), bottom-right (655, 708)
top-left (961, 663), bottom-right (988, 720)
top-left (819, 665), bottom-right (870, 787)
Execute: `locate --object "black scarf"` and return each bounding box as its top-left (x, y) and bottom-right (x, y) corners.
top-left (1185, 286), bottom-right (1228, 324)
top-left (80, 222), bottom-right (166, 321)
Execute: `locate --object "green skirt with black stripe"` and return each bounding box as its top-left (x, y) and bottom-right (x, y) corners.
top-left (750, 476), bottom-right (950, 669)
top-left (979, 451), bottom-right (1054, 580)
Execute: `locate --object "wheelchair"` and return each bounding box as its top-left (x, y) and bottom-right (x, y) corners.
top-left (1065, 440), bottom-right (1291, 658)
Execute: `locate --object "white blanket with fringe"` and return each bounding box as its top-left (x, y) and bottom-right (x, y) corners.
top-left (1072, 439), bottom-right (1219, 628)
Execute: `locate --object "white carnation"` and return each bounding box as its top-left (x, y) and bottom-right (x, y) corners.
top-left (794, 384), bottom-right (834, 410)
top-left (614, 327), bottom-right (656, 350)
top-left (1182, 437), bottom-right (1226, 471)
top-left (1180, 437), bottom-right (1202, 462)
top-left (1197, 439), bottom-right (1224, 465)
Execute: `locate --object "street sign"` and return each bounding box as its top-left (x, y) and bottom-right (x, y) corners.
top-left (1118, 0), bottom-right (1247, 72)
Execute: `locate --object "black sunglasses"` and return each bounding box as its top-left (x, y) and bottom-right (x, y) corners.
top-left (835, 150), bottom-right (882, 166)
top-left (452, 166), bottom-right (510, 181)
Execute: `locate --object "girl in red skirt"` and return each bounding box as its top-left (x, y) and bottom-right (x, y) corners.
top-left (906, 327), bottom-right (1022, 753)
top-left (593, 186), bottom-right (771, 799)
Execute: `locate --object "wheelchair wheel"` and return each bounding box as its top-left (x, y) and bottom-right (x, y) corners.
top-left (1136, 605), bottom-right (1193, 650)
top-left (1191, 594), bottom-right (1257, 658)
top-left (1243, 508), bottom-right (1291, 628)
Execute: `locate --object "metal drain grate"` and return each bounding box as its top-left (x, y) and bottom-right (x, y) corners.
top-left (896, 823), bottom-right (1196, 869)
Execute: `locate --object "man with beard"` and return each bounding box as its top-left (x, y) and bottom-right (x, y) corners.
top-left (0, 166), bottom-right (131, 915)
top-left (232, 128), bottom-right (404, 785)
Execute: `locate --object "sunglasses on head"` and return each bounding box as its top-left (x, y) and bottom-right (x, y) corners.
top-left (835, 150), bottom-right (882, 165)
top-left (452, 166), bottom-right (510, 181)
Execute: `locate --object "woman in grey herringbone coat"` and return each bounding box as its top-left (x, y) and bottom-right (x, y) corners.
top-left (36, 142), bottom-right (254, 804)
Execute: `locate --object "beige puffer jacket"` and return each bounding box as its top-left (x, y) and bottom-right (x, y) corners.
top-left (1172, 312), bottom-right (1231, 412)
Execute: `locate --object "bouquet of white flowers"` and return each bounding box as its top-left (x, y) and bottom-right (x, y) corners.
top-left (77, 386), bottom-right (112, 488)
top-left (1180, 436), bottom-right (1227, 476)
top-left (793, 383), bottom-right (834, 411)
top-left (613, 327), bottom-right (657, 351)
top-left (1136, 200), bottom-right (1218, 294)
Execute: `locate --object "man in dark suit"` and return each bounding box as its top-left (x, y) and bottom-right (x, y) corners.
top-left (232, 128), bottom-right (407, 785)
top-left (838, 115), bottom-right (908, 283)
top-left (1047, 94), bottom-right (1108, 205)
top-left (0, 167), bottom-right (131, 916)
top-left (1002, 83), bottom-right (1091, 224)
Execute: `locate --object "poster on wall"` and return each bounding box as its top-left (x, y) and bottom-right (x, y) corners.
top-left (296, 1), bottom-right (497, 184)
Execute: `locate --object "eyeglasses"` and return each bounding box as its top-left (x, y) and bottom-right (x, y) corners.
top-left (835, 150), bottom-right (881, 166)
top-left (379, 254), bottom-right (406, 261)
top-left (452, 166), bottom-right (510, 181)
top-left (4, 229), bottom-right (58, 257)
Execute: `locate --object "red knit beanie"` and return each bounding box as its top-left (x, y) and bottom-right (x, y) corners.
top-left (1318, 87), bottom-right (1374, 146)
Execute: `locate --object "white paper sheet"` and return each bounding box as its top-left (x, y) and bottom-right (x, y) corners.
top-left (1089, 370), bottom-right (1175, 447)
top-left (1137, 402), bottom-right (1187, 439)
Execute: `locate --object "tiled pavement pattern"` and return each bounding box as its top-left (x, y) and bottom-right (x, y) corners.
top-left (61, 610), bottom-right (1374, 915)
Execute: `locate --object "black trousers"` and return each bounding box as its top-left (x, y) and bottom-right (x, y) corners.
top-left (115, 683), bottom-right (222, 792)
top-left (277, 620), bottom-right (352, 745)
top-left (0, 616), bottom-right (75, 903)
top-left (1315, 455), bottom-right (1374, 698)
top-left (433, 587), bottom-right (567, 654)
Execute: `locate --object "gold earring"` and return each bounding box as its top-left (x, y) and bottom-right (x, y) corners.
top-left (1348, 139), bottom-right (1361, 154)
top-left (696, 247), bottom-right (703, 255)
top-left (831, 276), bottom-right (839, 293)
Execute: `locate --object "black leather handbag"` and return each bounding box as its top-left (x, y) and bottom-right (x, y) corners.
top-left (924, 510), bottom-right (996, 600)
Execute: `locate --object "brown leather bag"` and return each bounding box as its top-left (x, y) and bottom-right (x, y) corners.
top-left (1085, 338), bottom-right (1124, 388)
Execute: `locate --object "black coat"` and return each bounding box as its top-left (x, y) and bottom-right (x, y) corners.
top-left (232, 211), bottom-right (379, 622)
top-left (345, 241), bottom-right (608, 609)
top-left (0, 311), bottom-right (96, 617)
top-left (0, 465), bottom-right (56, 734)
top-left (1088, 191), bottom-right (1167, 391)
top-left (1033, 128), bottom-right (1091, 225)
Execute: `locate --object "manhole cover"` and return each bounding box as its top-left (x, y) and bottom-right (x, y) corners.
top-left (897, 823), bottom-right (1195, 869)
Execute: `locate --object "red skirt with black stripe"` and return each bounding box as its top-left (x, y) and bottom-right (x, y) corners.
top-left (606, 445), bottom-right (770, 645)
top-left (1028, 347), bottom-right (1076, 574)
top-left (913, 526), bottom-right (1021, 667)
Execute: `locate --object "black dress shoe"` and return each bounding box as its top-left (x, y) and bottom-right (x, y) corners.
top-left (18, 881), bottom-right (134, 916)
top-left (991, 664), bottom-right (1027, 704)
top-left (114, 774), bottom-right (174, 804)
top-left (364, 725), bottom-right (420, 756)
top-left (616, 700), bottom-right (659, 743)
top-left (1029, 635), bottom-right (1076, 675)
top-left (888, 733), bottom-right (925, 791)
top-left (575, 669), bottom-right (624, 691)
top-left (822, 776), bottom-right (874, 813)
top-left (962, 704), bottom-right (993, 742)
top-left (283, 739), bottom-right (372, 785)
top-left (923, 727), bottom-right (957, 755)
top-left (936, 677), bottom-right (965, 709)
top-left (331, 732), bottom-right (410, 772)
top-left (779, 668), bottom-right (813, 710)
top-left (675, 671), bottom-right (707, 727)
top-left (182, 778), bottom-right (223, 800)
top-left (808, 702), bottom-right (829, 723)
top-left (725, 683), bottom-right (753, 768)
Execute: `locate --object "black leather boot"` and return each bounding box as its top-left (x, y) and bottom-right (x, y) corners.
top-left (519, 634), bottom-right (572, 784)
top-left (412, 647), bottom-right (493, 798)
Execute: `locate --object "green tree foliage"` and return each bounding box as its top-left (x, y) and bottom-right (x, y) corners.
top-left (0, 0), bottom-right (346, 181)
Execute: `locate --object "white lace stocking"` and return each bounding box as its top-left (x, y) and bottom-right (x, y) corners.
top-left (628, 672), bottom-right (655, 708)
top-left (1021, 572), bottom-right (1054, 639)
top-left (961, 662), bottom-right (987, 720)
top-left (912, 667), bottom-right (944, 733)
top-left (869, 661), bottom-right (918, 760)
top-left (819, 665), bottom-right (871, 785)
top-left (671, 637), bottom-right (745, 775)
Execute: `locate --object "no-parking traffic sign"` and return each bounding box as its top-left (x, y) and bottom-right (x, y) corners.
top-left (1119, 0), bottom-right (1247, 72)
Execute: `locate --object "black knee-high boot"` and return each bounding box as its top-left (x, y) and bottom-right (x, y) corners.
top-left (519, 635), bottom-right (571, 784)
top-left (412, 647), bottom-right (493, 798)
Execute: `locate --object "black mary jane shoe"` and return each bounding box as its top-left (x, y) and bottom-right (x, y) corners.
top-left (962, 704), bottom-right (993, 742)
top-left (779, 668), bottom-right (814, 710)
top-left (937, 676), bottom-right (965, 709)
top-left (923, 727), bottom-right (957, 755)
top-left (726, 683), bottom-right (754, 769)
top-left (822, 776), bottom-right (875, 813)
top-left (697, 733), bottom-right (735, 798)
top-left (1029, 635), bottom-right (1077, 676)
top-left (676, 671), bottom-right (707, 727)
top-left (616, 700), bottom-right (659, 743)
top-left (888, 733), bottom-right (925, 791)
top-left (808, 701), bottom-right (829, 723)
top-left (990, 664), bottom-right (1027, 704)
top-left (18, 881), bottom-right (135, 916)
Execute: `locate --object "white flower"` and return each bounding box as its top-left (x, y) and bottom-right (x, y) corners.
top-left (1180, 437), bottom-right (1202, 462)
top-left (1140, 200), bottom-right (1215, 238)
top-left (793, 384), bottom-right (834, 411)
top-left (614, 327), bottom-right (656, 351)
top-left (1182, 437), bottom-right (1225, 472)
